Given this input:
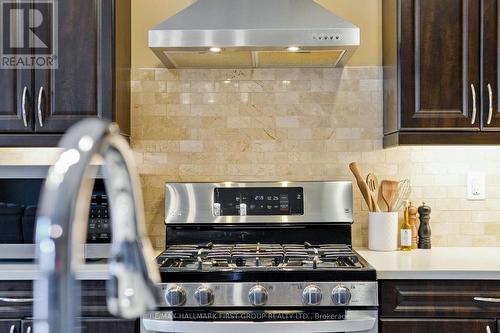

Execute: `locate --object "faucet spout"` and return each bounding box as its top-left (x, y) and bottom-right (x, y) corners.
top-left (34, 119), bottom-right (160, 333)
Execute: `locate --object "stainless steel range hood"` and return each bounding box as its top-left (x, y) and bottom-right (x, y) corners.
top-left (148, 0), bottom-right (360, 69)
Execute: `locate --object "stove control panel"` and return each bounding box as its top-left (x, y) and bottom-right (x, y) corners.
top-left (158, 282), bottom-right (376, 307)
top-left (213, 187), bottom-right (304, 216)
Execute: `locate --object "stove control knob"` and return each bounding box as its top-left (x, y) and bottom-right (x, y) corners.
top-left (165, 285), bottom-right (186, 306)
top-left (331, 285), bottom-right (352, 306)
top-left (194, 286), bottom-right (215, 306)
top-left (213, 203), bottom-right (221, 216)
top-left (249, 285), bottom-right (268, 306)
top-left (302, 285), bottom-right (323, 306)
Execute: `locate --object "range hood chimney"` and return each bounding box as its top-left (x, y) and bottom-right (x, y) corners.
top-left (149, 0), bottom-right (360, 69)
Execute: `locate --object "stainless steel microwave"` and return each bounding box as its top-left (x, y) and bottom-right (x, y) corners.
top-left (0, 166), bottom-right (110, 260)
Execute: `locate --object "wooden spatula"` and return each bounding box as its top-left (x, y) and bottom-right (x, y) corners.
top-left (366, 173), bottom-right (381, 212)
top-left (380, 180), bottom-right (399, 212)
top-left (349, 162), bottom-right (373, 212)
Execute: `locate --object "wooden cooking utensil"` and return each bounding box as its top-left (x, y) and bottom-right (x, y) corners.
top-left (366, 173), bottom-right (381, 212)
top-left (380, 180), bottom-right (399, 212)
top-left (349, 162), bottom-right (373, 212)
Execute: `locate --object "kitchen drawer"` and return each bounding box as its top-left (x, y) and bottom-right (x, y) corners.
top-left (380, 280), bottom-right (500, 318)
top-left (380, 318), bottom-right (496, 333)
top-left (21, 318), bottom-right (138, 333)
top-left (0, 281), bottom-right (110, 319)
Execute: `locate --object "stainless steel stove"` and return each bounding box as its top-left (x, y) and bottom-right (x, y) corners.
top-left (143, 181), bottom-right (378, 333)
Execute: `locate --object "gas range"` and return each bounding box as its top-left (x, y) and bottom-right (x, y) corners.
top-left (143, 181), bottom-right (378, 333)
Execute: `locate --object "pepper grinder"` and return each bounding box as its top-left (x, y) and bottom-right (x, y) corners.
top-left (417, 202), bottom-right (431, 249)
top-left (408, 203), bottom-right (418, 249)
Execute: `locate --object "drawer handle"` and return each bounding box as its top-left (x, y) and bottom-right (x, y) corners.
top-left (0, 297), bottom-right (33, 303)
top-left (474, 297), bottom-right (500, 303)
top-left (9, 325), bottom-right (15, 333)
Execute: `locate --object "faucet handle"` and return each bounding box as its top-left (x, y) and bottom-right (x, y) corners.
top-left (107, 239), bottom-right (161, 318)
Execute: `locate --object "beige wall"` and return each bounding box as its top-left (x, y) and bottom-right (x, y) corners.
top-left (131, 0), bottom-right (382, 68)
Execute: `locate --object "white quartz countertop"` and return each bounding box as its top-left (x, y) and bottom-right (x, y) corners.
top-left (356, 247), bottom-right (500, 280)
top-left (0, 262), bottom-right (109, 280)
top-left (0, 250), bottom-right (164, 281)
top-left (2, 248), bottom-right (500, 280)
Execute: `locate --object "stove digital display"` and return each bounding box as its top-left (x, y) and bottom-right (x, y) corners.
top-left (214, 187), bottom-right (304, 216)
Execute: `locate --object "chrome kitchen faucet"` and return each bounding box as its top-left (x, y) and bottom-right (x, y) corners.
top-left (34, 119), bottom-right (160, 333)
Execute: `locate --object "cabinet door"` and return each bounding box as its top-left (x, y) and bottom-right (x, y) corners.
top-left (0, 320), bottom-right (20, 333)
top-left (482, 0), bottom-right (500, 129)
top-left (400, 0), bottom-right (480, 129)
top-left (33, 0), bottom-right (113, 133)
top-left (0, 68), bottom-right (32, 132)
top-left (381, 319), bottom-right (495, 333)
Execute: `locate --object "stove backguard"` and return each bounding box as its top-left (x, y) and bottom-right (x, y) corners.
top-left (165, 181), bottom-right (353, 224)
top-left (164, 181), bottom-right (354, 247)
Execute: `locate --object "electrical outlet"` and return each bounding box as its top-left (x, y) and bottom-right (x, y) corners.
top-left (467, 171), bottom-right (485, 200)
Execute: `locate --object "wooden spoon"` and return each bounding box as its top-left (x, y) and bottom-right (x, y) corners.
top-left (380, 180), bottom-right (399, 212)
top-left (366, 173), bottom-right (381, 212)
top-left (349, 162), bottom-right (373, 212)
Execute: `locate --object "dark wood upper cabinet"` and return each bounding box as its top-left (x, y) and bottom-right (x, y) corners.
top-left (383, 0), bottom-right (500, 146)
top-left (482, 0), bottom-right (500, 129)
top-left (0, 0), bottom-right (130, 146)
top-left (33, 0), bottom-right (109, 133)
top-left (0, 69), bottom-right (32, 133)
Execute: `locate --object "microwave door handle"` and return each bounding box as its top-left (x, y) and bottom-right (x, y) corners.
top-left (143, 316), bottom-right (377, 333)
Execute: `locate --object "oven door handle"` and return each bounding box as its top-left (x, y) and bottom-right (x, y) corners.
top-left (143, 316), bottom-right (377, 333)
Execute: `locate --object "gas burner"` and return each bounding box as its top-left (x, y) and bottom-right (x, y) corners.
top-left (157, 242), bottom-right (364, 271)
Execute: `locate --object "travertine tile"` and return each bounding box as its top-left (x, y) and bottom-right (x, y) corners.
top-left (126, 67), bottom-right (500, 248)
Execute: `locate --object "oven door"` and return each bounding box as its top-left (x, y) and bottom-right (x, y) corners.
top-left (142, 310), bottom-right (378, 333)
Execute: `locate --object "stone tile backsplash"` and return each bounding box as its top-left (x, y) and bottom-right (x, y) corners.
top-left (131, 67), bottom-right (500, 249)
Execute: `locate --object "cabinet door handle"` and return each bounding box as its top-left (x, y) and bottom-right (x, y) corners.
top-left (9, 325), bottom-right (15, 333)
top-left (473, 296), bottom-right (500, 303)
top-left (471, 83), bottom-right (477, 125)
top-left (486, 325), bottom-right (492, 333)
top-left (0, 297), bottom-right (34, 303)
top-left (487, 83), bottom-right (494, 125)
top-left (37, 86), bottom-right (44, 127)
top-left (26, 326), bottom-right (31, 333)
top-left (21, 86), bottom-right (28, 127)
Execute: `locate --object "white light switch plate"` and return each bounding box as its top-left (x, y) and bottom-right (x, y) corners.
top-left (467, 171), bottom-right (486, 200)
